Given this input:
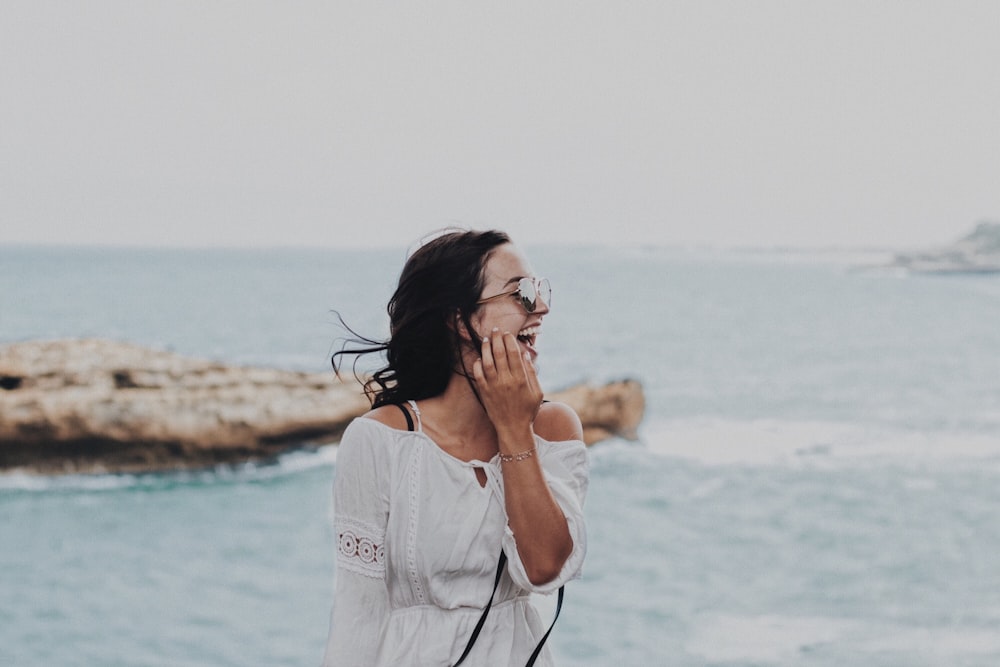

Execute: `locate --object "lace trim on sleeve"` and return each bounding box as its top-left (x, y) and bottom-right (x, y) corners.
top-left (335, 516), bottom-right (386, 579)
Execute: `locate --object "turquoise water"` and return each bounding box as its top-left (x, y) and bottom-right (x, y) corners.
top-left (3, 245), bottom-right (1000, 666)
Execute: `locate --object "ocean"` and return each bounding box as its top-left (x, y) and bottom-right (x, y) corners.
top-left (2, 244), bottom-right (1000, 666)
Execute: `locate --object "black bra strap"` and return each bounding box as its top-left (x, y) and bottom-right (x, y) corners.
top-left (394, 402), bottom-right (414, 432)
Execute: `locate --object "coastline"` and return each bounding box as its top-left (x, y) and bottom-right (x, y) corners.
top-left (0, 338), bottom-right (645, 475)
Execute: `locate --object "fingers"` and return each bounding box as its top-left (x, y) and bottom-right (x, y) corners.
top-left (523, 347), bottom-right (541, 395)
top-left (490, 328), bottom-right (512, 376)
top-left (479, 333), bottom-right (496, 378)
top-left (478, 328), bottom-right (535, 389)
top-left (502, 331), bottom-right (526, 375)
top-left (480, 328), bottom-right (521, 376)
top-left (474, 329), bottom-right (543, 425)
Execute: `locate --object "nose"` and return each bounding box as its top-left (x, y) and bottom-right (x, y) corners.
top-left (534, 291), bottom-right (550, 315)
top-left (535, 278), bottom-right (551, 314)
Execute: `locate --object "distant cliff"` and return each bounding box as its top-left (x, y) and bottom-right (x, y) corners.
top-left (892, 221), bottom-right (1000, 273)
top-left (0, 339), bottom-right (645, 474)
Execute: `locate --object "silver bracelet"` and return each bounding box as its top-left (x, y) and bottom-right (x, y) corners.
top-left (499, 447), bottom-right (536, 464)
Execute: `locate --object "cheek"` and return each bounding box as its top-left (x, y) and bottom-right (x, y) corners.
top-left (470, 307), bottom-right (525, 337)
top-left (490, 313), bottom-right (528, 334)
top-left (468, 312), bottom-right (485, 338)
top-left (466, 312), bottom-right (501, 341)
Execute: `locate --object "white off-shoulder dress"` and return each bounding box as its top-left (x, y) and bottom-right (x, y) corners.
top-left (321, 405), bottom-right (589, 667)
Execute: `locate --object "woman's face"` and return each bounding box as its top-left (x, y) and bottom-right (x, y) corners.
top-left (469, 243), bottom-right (550, 365)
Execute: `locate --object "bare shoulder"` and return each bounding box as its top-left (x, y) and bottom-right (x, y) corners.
top-left (361, 403), bottom-right (412, 431)
top-left (534, 401), bottom-right (584, 442)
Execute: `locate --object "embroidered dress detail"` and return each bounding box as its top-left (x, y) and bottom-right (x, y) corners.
top-left (406, 440), bottom-right (427, 604)
top-left (335, 517), bottom-right (386, 579)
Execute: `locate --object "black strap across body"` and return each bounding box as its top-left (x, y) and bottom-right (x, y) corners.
top-left (393, 403), bottom-right (565, 667)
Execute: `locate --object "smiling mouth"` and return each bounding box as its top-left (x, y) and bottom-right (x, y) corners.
top-left (516, 326), bottom-right (540, 356)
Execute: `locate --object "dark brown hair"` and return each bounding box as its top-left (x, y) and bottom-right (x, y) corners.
top-left (332, 229), bottom-right (511, 407)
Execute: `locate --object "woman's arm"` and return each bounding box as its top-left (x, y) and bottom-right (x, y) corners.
top-left (473, 329), bottom-right (584, 586)
top-left (321, 420), bottom-right (391, 665)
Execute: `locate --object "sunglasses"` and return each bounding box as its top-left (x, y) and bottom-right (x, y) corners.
top-left (476, 277), bottom-right (552, 313)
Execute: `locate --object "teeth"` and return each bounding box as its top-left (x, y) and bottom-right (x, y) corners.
top-left (517, 326), bottom-right (540, 338)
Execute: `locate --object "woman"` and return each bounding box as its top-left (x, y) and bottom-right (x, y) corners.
top-left (322, 229), bottom-right (588, 666)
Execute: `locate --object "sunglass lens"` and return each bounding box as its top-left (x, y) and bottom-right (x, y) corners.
top-left (518, 278), bottom-right (537, 312)
top-left (517, 278), bottom-right (551, 312)
top-left (537, 278), bottom-right (551, 309)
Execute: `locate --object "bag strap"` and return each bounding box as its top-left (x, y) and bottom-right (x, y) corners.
top-left (452, 551), bottom-right (508, 666)
top-left (525, 584), bottom-right (564, 666)
top-left (452, 555), bottom-right (566, 667)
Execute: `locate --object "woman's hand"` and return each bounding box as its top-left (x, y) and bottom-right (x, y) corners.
top-left (472, 328), bottom-right (543, 433)
top-left (472, 328), bottom-right (574, 586)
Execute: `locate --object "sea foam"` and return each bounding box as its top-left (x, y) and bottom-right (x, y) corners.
top-left (634, 416), bottom-right (1000, 469)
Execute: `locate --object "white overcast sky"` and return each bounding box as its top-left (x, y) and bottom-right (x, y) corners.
top-left (1, 1), bottom-right (998, 249)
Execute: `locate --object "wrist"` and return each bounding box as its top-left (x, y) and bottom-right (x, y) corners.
top-left (495, 423), bottom-right (534, 451)
top-left (499, 445), bottom-right (537, 464)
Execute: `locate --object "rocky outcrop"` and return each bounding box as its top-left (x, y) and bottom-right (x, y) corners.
top-left (547, 379), bottom-right (645, 444)
top-left (891, 221), bottom-right (1000, 273)
top-left (0, 339), bottom-right (645, 474)
top-left (0, 339), bottom-right (371, 474)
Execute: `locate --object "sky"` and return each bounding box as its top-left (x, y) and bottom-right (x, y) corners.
top-left (1, 1), bottom-right (998, 250)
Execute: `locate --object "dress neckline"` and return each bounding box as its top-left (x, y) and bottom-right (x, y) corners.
top-left (359, 417), bottom-right (499, 467)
